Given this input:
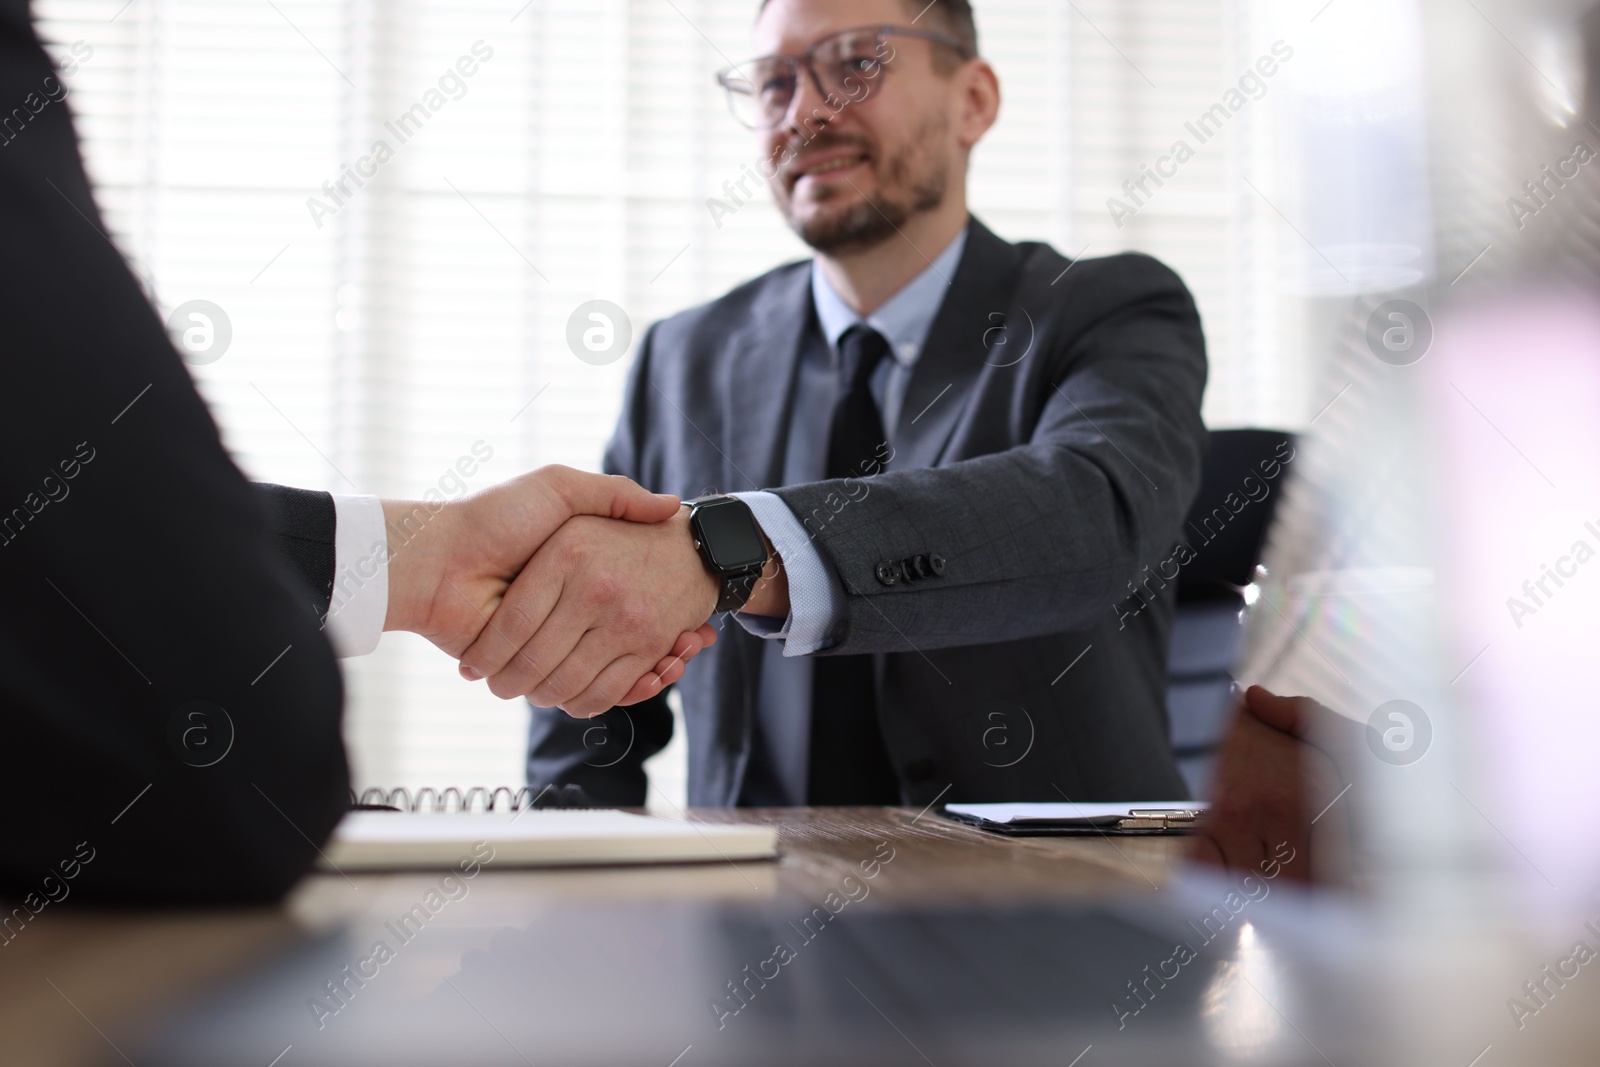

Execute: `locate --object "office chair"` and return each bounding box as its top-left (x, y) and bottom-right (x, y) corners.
top-left (1166, 428), bottom-right (1296, 797)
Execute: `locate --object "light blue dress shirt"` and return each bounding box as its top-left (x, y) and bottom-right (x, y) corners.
top-left (731, 225), bottom-right (968, 655)
top-left (727, 227), bottom-right (966, 806)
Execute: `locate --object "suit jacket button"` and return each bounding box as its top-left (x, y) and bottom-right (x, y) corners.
top-left (899, 557), bottom-right (919, 582)
top-left (912, 554), bottom-right (933, 579)
top-left (906, 758), bottom-right (937, 783)
top-left (874, 561), bottom-right (900, 586)
top-left (928, 552), bottom-right (946, 576)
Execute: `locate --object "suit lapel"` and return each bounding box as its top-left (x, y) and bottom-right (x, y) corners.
top-left (721, 263), bottom-right (813, 493)
top-left (894, 219), bottom-right (1025, 470)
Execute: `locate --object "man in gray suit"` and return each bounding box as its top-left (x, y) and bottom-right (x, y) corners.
top-left (457, 0), bottom-right (1208, 807)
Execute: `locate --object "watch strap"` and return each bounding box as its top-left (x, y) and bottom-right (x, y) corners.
top-left (714, 568), bottom-right (762, 614)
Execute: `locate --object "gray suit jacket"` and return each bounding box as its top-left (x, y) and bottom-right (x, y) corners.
top-left (528, 219), bottom-right (1207, 807)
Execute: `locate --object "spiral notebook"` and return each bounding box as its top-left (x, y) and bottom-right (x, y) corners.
top-left (350, 785), bottom-right (593, 813)
top-left (319, 786), bottom-right (778, 871)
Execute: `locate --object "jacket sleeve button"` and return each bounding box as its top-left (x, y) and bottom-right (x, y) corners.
top-left (928, 552), bottom-right (946, 576)
top-left (874, 561), bottom-right (900, 586)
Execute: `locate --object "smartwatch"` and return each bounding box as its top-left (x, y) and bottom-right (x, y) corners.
top-left (686, 495), bottom-right (770, 613)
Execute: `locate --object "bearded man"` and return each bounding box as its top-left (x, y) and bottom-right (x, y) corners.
top-left (463, 0), bottom-right (1209, 808)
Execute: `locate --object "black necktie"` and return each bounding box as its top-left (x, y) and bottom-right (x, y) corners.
top-left (808, 326), bottom-right (902, 805)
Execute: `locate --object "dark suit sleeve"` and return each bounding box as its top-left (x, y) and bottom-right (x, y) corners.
top-left (772, 253), bottom-right (1208, 655)
top-left (254, 483), bottom-right (337, 613)
top-left (0, 5), bottom-right (348, 903)
top-left (525, 325), bottom-right (675, 806)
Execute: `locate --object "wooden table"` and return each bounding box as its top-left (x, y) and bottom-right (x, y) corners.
top-left (0, 808), bottom-right (1187, 1067)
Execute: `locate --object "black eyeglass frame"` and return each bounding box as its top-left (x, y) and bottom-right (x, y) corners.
top-left (715, 24), bottom-right (974, 129)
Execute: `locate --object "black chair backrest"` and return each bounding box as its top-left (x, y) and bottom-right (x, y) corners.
top-left (1176, 428), bottom-right (1297, 601)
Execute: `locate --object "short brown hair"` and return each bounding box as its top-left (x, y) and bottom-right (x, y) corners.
top-left (757, 1), bottom-right (980, 62)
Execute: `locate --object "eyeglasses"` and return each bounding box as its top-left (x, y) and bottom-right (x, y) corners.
top-left (716, 24), bottom-right (972, 130)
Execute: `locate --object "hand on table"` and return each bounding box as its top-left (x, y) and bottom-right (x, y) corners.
top-left (1189, 685), bottom-right (1359, 885)
top-left (379, 465), bottom-right (717, 705)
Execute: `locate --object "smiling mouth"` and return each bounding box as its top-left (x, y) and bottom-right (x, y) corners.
top-left (794, 153), bottom-right (869, 181)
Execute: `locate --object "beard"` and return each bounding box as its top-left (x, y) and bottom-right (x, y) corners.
top-left (779, 115), bottom-right (951, 255)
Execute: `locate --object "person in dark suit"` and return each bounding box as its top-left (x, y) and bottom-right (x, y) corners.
top-left (459, 0), bottom-right (1209, 808)
top-left (0, 0), bottom-right (707, 904)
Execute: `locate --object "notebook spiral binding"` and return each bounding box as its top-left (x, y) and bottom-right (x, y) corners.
top-left (348, 783), bottom-right (595, 812)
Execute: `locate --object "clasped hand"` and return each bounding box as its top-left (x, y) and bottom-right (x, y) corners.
top-left (382, 466), bottom-right (720, 714)
top-left (459, 505), bottom-right (725, 717)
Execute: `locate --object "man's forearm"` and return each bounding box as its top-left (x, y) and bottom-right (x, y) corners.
top-left (769, 437), bottom-right (1200, 656)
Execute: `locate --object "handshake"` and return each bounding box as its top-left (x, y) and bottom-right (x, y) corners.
top-left (376, 466), bottom-right (785, 718)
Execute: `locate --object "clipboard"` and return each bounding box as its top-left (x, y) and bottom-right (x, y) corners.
top-left (941, 801), bottom-right (1207, 836)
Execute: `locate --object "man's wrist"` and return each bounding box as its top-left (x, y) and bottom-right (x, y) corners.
top-left (379, 498), bottom-right (451, 632)
top-left (673, 506), bottom-right (724, 618)
top-left (739, 528), bottom-right (789, 617)
top-left (684, 496), bottom-right (782, 615)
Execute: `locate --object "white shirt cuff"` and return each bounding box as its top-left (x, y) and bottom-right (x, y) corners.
top-left (730, 491), bottom-right (845, 656)
top-left (325, 493), bottom-right (388, 658)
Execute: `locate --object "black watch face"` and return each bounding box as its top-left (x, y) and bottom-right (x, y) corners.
top-left (696, 500), bottom-right (767, 571)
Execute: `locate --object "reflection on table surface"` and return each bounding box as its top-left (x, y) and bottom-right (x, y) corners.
top-left (3, 808), bottom-right (1597, 1066)
top-left (0, 808), bottom-right (1177, 1067)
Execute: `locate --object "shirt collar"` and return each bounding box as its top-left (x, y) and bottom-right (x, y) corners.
top-left (810, 224), bottom-right (968, 369)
